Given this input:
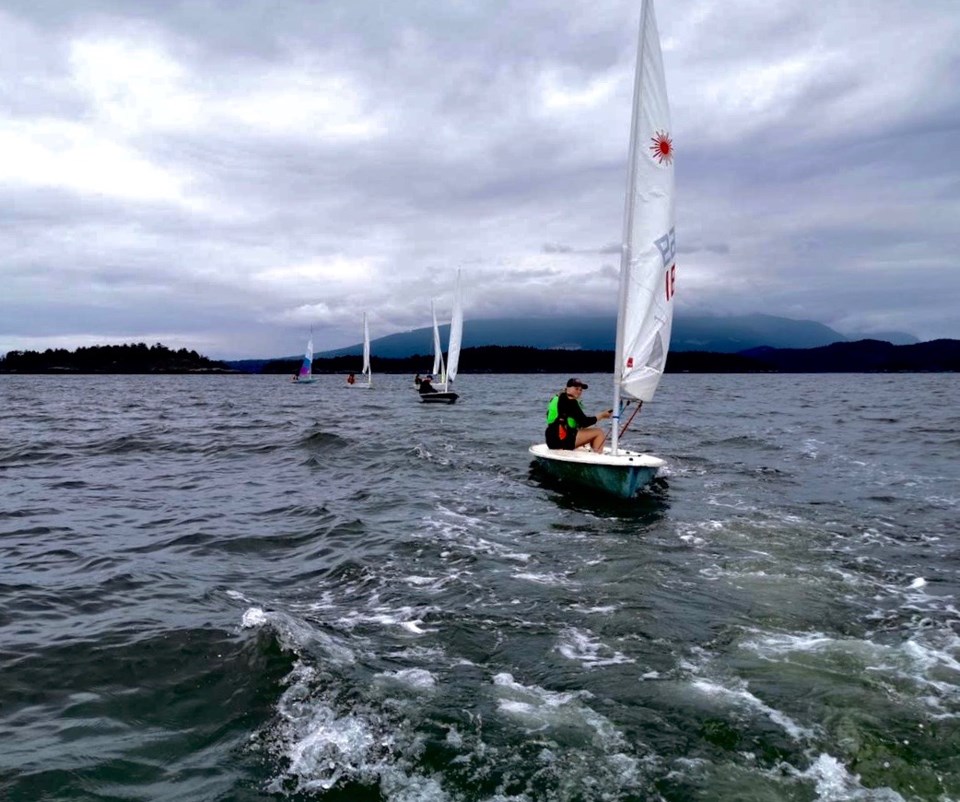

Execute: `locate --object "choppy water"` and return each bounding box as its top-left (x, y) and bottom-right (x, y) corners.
top-left (1, 373), bottom-right (958, 802)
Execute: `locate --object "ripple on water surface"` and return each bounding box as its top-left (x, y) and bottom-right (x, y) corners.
top-left (0, 373), bottom-right (958, 801)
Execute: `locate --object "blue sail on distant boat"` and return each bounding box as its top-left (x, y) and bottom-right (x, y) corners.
top-left (294, 336), bottom-right (317, 384)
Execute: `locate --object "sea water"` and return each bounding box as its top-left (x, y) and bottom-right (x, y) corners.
top-left (1, 373), bottom-right (957, 801)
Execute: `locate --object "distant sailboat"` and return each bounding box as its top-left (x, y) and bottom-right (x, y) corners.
top-left (346, 313), bottom-right (373, 388)
top-left (361, 312), bottom-right (372, 387)
top-left (420, 271), bottom-right (462, 404)
top-left (293, 336), bottom-right (317, 384)
top-left (530, 0), bottom-right (671, 497)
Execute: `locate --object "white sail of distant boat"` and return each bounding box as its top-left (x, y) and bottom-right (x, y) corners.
top-left (362, 312), bottom-right (372, 387)
top-left (294, 336), bottom-right (316, 384)
top-left (420, 274), bottom-right (463, 404)
top-left (431, 300), bottom-right (445, 380)
top-left (442, 269), bottom-right (463, 392)
top-left (529, 0), bottom-right (672, 497)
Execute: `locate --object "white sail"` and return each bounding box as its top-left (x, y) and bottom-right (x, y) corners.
top-left (444, 270), bottom-right (463, 389)
top-left (431, 300), bottom-right (444, 379)
top-left (614, 0), bottom-right (676, 406)
top-left (362, 312), bottom-right (371, 384)
top-left (528, 0), bottom-right (671, 495)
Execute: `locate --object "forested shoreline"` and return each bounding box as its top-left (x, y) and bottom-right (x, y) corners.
top-left (0, 343), bottom-right (231, 373)
top-left (3, 339), bottom-right (958, 374)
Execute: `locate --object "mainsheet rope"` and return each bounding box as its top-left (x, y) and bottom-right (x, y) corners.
top-left (618, 399), bottom-right (643, 439)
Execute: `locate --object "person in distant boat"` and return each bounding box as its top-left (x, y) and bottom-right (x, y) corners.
top-left (418, 375), bottom-right (436, 394)
top-left (414, 374), bottom-right (422, 386)
top-left (544, 378), bottom-right (613, 452)
top-left (346, 373), bottom-right (355, 385)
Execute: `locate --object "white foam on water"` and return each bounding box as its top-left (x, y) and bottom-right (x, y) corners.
top-left (336, 604), bottom-right (439, 636)
top-left (908, 577), bottom-right (926, 589)
top-left (266, 661), bottom-right (452, 800)
top-left (740, 629), bottom-right (960, 717)
top-left (555, 627), bottom-right (635, 668)
top-left (375, 668), bottom-right (438, 693)
top-left (396, 569), bottom-right (469, 594)
top-left (384, 645), bottom-right (448, 663)
top-left (401, 574), bottom-right (442, 587)
top-left (741, 630), bottom-right (836, 656)
top-left (379, 768), bottom-right (451, 802)
top-left (475, 537), bottom-right (530, 563)
top-left (690, 678), bottom-right (814, 741)
top-left (239, 607), bottom-right (356, 665)
top-left (489, 673), bottom-right (650, 794)
top-left (413, 444), bottom-right (450, 466)
top-left (306, 589), bottom-right (339, 612)
top-left (492, 672), bottom-right (603, 734)
top-left (422, 506), bottom-right (532, 566)
top-left (512, 570), bottom-right (577, 588)
top-left (265, 662), bottom-right (648, 800)
top-left (570, 603), bottom-right (618, 615)
top-left (678, 519), bottom-right (724, 546)
top-left (241, 606), bottom-right (267, 628)
top-left (798, 753), bottom-right (907, 801)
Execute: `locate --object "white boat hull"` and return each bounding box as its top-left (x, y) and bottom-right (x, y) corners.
top-left (528, 443), bottom-right (664, 498)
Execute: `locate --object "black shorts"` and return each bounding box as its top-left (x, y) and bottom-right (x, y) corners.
top-left (545, 423), bottom-right (576, 450)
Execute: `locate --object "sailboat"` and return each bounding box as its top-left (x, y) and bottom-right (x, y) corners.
top-left (529, 0), bottom-right (672, 497)
top-left (347, 313), bottom-right (373, 388)
top-left (293, 336), bottom-right (317, 384)
top-left (420, 271), bottom-right (462, 404)
top-left (361, 312), bottom-right (372, 387)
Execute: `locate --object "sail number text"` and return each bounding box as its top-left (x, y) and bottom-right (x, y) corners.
top-left (665, 264), bottom-right (676, 301)
top-left (655, 227), bottom-right (677, 301)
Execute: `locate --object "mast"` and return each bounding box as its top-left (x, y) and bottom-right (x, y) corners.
top-left (362, 312), bottom-right (371, 386)
top-left (612, 0), bottom-right (650, 455)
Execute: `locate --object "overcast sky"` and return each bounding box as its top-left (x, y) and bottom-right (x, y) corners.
top-left (2, 0), bottom-right (958, 358)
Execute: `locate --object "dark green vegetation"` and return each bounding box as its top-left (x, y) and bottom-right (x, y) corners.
top-left (4, 339), bottom-right (957, 375)
top-left (0, 343), bottom-right (231, 374)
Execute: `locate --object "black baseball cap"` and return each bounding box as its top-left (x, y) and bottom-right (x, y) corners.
top-left (566, 378), bottom-right (588, 389)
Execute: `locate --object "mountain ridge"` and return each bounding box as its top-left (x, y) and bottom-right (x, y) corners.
top-left (314, 313), bottom-right (918, 359)
top-left (249, 339), bottom-right (959, 375)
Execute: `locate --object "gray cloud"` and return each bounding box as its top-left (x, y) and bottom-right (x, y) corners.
top-left (1, 0), bottom-right (958, 358)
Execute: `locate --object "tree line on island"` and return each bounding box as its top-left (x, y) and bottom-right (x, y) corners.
top-left (2, 339), bottom-right (959, 374)
top-left (0, 343), bottom-right (230, 373)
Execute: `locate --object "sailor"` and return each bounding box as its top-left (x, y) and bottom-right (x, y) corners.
top-left (346, 373), bottom-right (355, 385)
top-left (544, 378), bottom-right (612, 452)
top-left (418, 375), bottom-right (436, 394)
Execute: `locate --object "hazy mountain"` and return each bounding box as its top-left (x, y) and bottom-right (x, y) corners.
top-left (838, 330), bottom-right (919, 346)
top-left (247, 339), bottom-right (960, 375)
top-left (318, 313), bottom-right (853, 358)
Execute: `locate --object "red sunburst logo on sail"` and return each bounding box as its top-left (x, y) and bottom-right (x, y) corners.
top-left (649, 131), bottom-right (673, 165)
